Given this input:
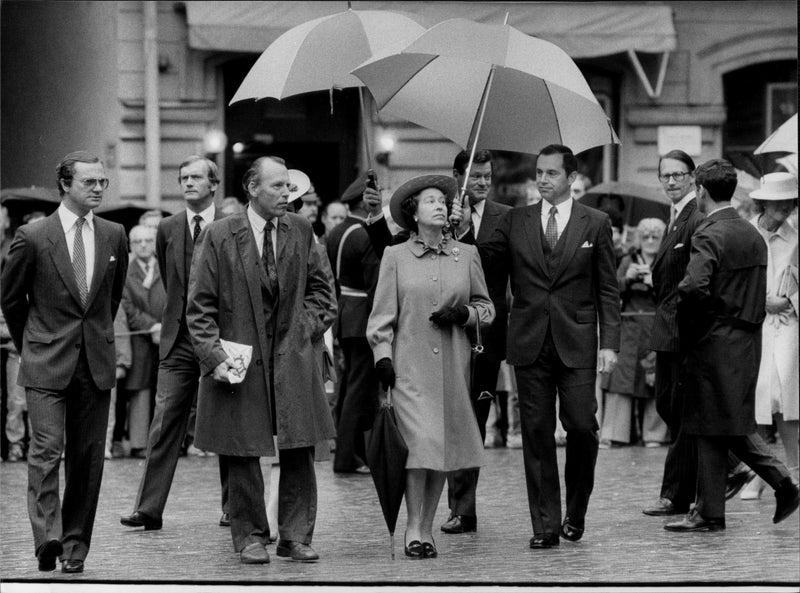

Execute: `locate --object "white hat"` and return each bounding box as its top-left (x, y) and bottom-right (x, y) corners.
top-left (287, 169), bottom-right (312, 203)
top-left (749, 172), bottom-right (798, 201)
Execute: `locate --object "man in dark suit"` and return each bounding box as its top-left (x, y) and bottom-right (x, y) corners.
top-left (187, 156), bottom-right (336, 564)
top-left (459, 144), bottom-right (620, 549)
top-left (441, 150), bottom-right (511, 534)
top-left (120, 155), bottom-right (228, 531)
top-left (643, 150), bottom-right (750, 518)
top-left (1, 151), bottom-right (129, 573)
top-left (665, 158), bottom-right (799, 531)
top-left (326, 175), bottom-right (382, 474)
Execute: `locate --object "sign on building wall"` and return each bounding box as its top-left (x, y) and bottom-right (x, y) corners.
top-left (657, 126), bottom-right (702, 156)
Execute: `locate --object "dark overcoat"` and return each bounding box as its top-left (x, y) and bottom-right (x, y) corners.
top-left (186, 210), bottom-right (337, 456)
top-left (677, 207), bottom-right (767, 436)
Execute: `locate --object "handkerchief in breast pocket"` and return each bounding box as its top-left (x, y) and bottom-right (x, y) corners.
top-left (580, 241), bottom-right (593, 248)
top-left (673, 243), bottom-right (684, 249)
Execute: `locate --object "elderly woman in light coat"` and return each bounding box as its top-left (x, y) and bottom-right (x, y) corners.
top-left (741, 172), bottom-right (799, 499)
top-left (367, 175), bottom-right (494, 559)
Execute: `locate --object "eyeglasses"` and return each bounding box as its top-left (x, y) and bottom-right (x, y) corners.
top-left (75, 177), bottom-right (109, 189)
top-left (658, 172), bottom-right (690, 183)
top-left (130, 238), bottom-right (155, 244)
top-left (640, 234), bottom-right (662, 240)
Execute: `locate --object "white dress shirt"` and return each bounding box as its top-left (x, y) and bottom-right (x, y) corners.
top-left (540, 198), bottom-right (573, 240)
top-left (673, 191), bottom-right (696, 218)
top-left (186, 203), bottom-right (216, 235)
top-left (58, 203), bottom-right (95, 290)
top-left (246, 206), bottom-right (277, 257)
top-left (470, 199), bottom-right (486, 236)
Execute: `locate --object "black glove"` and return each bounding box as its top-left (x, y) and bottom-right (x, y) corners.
top-left (429, 305), bottom-right (469, 327)
top-left (375, 357), bottom-right (395, 391)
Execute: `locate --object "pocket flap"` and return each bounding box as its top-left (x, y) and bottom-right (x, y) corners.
top-left (576, 309), bottom-right (597, 323)
top-left (26, 330), bottom-right (56, 344)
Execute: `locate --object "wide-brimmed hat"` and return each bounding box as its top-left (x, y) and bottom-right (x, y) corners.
top-left (389, 175), bottom-right (458, 230)
top-left (750, 172), bottom-right (798, 201)
top-left (287, 169), bottom-right (312, 203)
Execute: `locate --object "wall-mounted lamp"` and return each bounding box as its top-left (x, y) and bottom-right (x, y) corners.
top-left (203, 128), bottom-right (228, 155)
top-left (376, 132), bottom-right (396, 166)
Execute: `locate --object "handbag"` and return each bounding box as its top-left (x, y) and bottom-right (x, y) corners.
top-left (470, 312), bottom-right (494, 402)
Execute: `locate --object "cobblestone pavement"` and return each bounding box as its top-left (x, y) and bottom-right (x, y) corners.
top-left (1, 444), bottom-right (798, 590)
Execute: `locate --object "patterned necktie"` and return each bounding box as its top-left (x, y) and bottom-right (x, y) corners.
top-left (263, 220), bottom-right (278, 293)
top-left (192, 214), bottom-right (203, 243)
top-left (73, 217), bottom-right (89, 308)
top-left (668, 206), bottom-right (677, 232)
top-left (545, 205), bottom-right (558, 249)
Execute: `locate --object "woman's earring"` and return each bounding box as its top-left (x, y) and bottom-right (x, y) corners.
top-left (413, 217), bottom-right (418, 222)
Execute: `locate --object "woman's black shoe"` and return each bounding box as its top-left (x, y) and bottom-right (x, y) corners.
top-left (422, 541), bottom-right (438, 558)
top-left (404, 535), bottom-right (424, 558)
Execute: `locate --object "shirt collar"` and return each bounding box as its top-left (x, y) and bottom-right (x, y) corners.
top-left (186, 203), bottom-right (215, 226)
top-left (470, 199), bottom-right (486, 217)
top-left (541, 197), bottom-right (573, 217)
top-left (57, 202), bottom-right (94, 233)
top-left (246, 204), bottom-right (271, 233)
top-left (673, 191), bottom-right (696, 216)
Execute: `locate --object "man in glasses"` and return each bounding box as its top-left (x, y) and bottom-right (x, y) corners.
top-left (644, 150), bottom-right (752, 520)
top-left (121, 155), bottom-right (229, 533)
top-left (1, 151), bottom-right (129, 573)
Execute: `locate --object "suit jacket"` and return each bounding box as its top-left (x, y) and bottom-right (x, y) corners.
top-left (155, 208), bottom-right (225, 360)
top-left (187, 210), bottom-right (337, 455)
top-left (677, 207), bottom-right (767, 435)
top-left (121, 257), bottom-right (166, 390)
top-left (479, 200), bottom-right (620, 368)
top-left (650, 196), bottom-right (705, 352)
top-left (0, 212), bottom-right (128, 390)
top-left (326, 216), bottom-right (382, 339)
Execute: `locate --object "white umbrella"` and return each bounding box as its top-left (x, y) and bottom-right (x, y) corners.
top-left (351, 17), bottom-right (620, 158)
top-left (755, 113), bottom-right (797, 155)
top-left (229, 6), bottom-right (425, 168)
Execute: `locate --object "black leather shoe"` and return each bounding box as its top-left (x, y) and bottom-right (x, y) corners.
top-left (240, 542), bottom-right (270, 564)
top-left (120, 511), bottom-right (162, 531)
top-left (276, 540), bottom-right (319, 562)
top-left (725, 467), bottom-right (756, 500)
top-left (404, 535), bottom-right (424, 558)
top-left (440, 514), bottom-right (477, 533)
top-left (560, 517), bottom-right (584, 542)
top-left (422, 541), bottom-right (438, 558)
top-left (219, 512), bottom-right (231, 527)
top-left (529, 533), bottom-right (559, 549)
top-left (37, 539), bottom-right (63, 572)
top-left (642, 498), bottom-right (684, 516)
top-left (664, 509), bottom-right (725, 532)
top-left (773, 479), bottom-right (800, 524)
top-left (61, 559), bottom-right (84, 573)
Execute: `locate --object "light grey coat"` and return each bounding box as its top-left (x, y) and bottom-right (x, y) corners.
top-left (367, 236), bottom-right (494, 471)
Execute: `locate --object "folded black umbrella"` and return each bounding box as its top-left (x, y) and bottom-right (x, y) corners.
top-left (365, 389), bottom-right (408, 560)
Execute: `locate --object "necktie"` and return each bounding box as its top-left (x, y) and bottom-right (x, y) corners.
top-left (73, 217), bottom-right (89, 308)
top-left (263, 220), bottom-right (278, 293)
top-left (192, 214), bottom-right (203, 243)
top-left (142, 259), bottom-right (155, 289)
top-left (669, 206), bottom-right (678, 230)
top-left (471, 204), bottom-right (481, 237)
top-left (545, 206), bottom-right (558, 249)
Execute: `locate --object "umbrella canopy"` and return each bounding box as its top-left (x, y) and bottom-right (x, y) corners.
top-left (581, 181), bottom-right (670, 227)
top-left (755, 113), bottom-right (797, 155)
top-left (351, 17), bottom-right (619, 156)
top-left (1, 186), bottom-right (61, 222)
top-left (230, 9), bottom-right (425, 104)
top-left (365, 393), bottom-right (408, 560)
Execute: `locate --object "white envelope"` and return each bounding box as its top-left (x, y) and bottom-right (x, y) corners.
top-left (220, 339), bottom-right (252, 384)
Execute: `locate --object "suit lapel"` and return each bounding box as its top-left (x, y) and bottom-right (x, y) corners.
top-left (523, 203), bottom-right (550, 279)
top-left (551, 202), bottom-right (588, 283)
top-left (476, 201), bottom-right (501, 241)
top-left (172, 214), bottom-right (188, 290)
top-left (652, 199), bottom-right (695, 271)
top-left (45, 214), bottom-right (84, 308)
top-left (232, 214), bottom-right (270, 317)
top-left (276, 215), bottom-right (290, 268)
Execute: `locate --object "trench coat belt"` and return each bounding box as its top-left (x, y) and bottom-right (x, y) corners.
top-left (340, 285), bottom-right (368, 298)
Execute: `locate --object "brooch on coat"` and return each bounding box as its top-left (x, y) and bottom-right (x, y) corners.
top-left (452, 247), bottom-right (460, 262)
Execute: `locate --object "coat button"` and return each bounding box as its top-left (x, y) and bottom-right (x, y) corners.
top-left (75, 343), bottom-right (81, 350)
top-left (431, 276), bottom-right (438, 281)
top-left (432, 300), bottom-right (438, 306)
top-left (430, 254), bottom-right (437, 259)
top-left (433, 347), bottom-right (439, 354)
top-left (256, 359), bottom-right (263, 366)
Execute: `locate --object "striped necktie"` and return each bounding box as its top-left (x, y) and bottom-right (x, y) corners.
top-left (263, 220), bottom-right (278, 293)
top-left (545, 206), bottom-right (558, 249)
top-left (73, 217), bottom-right (89, 308)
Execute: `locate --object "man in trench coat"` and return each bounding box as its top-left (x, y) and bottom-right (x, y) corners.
top-left (186, 155), bottom-right (336, 564)
top-left (665, 158), bottom-right (799, 532)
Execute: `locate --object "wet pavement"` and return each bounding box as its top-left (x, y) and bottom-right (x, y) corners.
top-left (1, 443), bottom-right (798, 590)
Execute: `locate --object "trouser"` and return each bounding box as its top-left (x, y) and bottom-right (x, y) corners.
top-left (26, 347), bottom-right (109, 561)
top-left (333, 337), bottom-right (378, 472)
top-left (225, 447), bottom-right (316, 552)
top-left (696, 432), bottom-right (791, 519)
top-left (133, 332), bottom-right (228, 520)
top-left (5, 350), bottom-right (28, 445)
top-left (516, 330), bottom-right (598, 535)
top-left (446, 354), bottom-right (501, 519)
